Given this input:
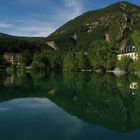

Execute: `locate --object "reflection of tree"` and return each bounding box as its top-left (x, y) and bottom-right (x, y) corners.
top-left (116, 75), bottom-right (138, 95)
top-left (47, 73), bottom-right (140, 133)
top-left (115, 75), bottom-right (140, 131)
top-left (3, 72), bottom-right (27, 87)
top-left (0, 72), bottom-right (140, 132)
top-left (116, 75), bottom-right (138, 124)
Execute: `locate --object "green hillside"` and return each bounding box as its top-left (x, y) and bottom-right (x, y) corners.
top-left (47, 1), bottom-right (140, 50)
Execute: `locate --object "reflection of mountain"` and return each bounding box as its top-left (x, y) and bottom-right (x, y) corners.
top-left (47, 73), bottom-right (140, 133)
top-left (0, 72), bottom-right (140, 133)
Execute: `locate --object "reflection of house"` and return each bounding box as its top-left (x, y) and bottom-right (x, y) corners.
top-left (3, 53), bottom-right (22, 65)
top-left (4, 75), bottom-right (14, 87)
top-left (129, 82), bottom-right (138, 90)
top-left (4, 74), bottom-right (23, 87)
top-left (117, 45), bottom-right (138, 61)
top-left (117, 80), bottom-right (138, 96)
top-left (129, 82), bottom-right (138, 96)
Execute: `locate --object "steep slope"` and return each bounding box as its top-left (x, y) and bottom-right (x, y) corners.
top-left (46, 1), bottom-right (140, 50)
top-left (0, 33), bottom-right (12, 37)
top-left (0, 32), bottom-right (49, 54)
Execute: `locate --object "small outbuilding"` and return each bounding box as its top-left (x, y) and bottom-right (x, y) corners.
top-left (3, 53), bottom-right (22, 65)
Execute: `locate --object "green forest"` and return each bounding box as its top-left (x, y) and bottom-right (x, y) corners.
top-left (1, 30), bottom-right (140, 73)
top-left (31, 30), bottom-right (140, 73)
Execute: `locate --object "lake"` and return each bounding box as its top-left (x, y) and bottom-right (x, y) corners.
top-left (0, 71), bottom-right (140, 140)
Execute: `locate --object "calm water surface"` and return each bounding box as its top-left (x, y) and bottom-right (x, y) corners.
top-left (0, 72), bottom-right (140, 140)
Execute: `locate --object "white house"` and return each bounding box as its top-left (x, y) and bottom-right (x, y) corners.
top-left (117, 45), bottom-right (138, 61)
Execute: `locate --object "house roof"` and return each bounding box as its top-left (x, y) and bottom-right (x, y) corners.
top-left (117, 45), bottom-right (136, 54)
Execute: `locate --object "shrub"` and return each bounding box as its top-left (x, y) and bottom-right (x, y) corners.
top-left (31, 61), bottom-right (45, 71)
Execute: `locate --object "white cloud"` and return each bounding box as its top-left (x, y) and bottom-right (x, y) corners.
top-left (64, 0), bottom-right (82, 11)
top-left (9, 18), bottom-right (58, 37)
top-left (0, 22), bottom-right (11, 28)
top-left (60, 0), bottom-right (83, 21)
top-left (2, 0), bottom-right (84, 37)
top-left (17, 0), bottom-right (46, 5)
top-left (17, 26), bottom-right (55, 37)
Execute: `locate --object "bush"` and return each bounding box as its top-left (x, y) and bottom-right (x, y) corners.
top-left (117, 56), bottom-right (134, 72)
top-left (31, 61), bottom-right (45, 71)
top-left (128, 63), bottom-right (136, 72)
top-left (6, 64), bottom-right (17, 74)
top-left (63, 52), bottom-right (76, 71)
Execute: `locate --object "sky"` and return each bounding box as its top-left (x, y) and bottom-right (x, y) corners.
top-left (0, 0), bottom-right (140, 37)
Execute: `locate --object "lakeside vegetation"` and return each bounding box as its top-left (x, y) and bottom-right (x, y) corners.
top-left (1, 30), bottom-right (140, 73)
top-left (24, 31), bottom-right (140, 73)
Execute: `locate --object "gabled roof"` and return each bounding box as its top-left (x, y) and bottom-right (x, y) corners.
top-left (117, 45), bottom-right (136, 54)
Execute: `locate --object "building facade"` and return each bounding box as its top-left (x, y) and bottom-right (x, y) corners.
top-left (3, 53), bottom-right (22, 65)
top-left (117, 45), bottom-right (138, 61)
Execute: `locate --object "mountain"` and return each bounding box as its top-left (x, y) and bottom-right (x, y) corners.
top-left (0, 32), bottom-right (48, 54)
top-left (46, 1), bottom-right (140, 50)
top-left (1, 1), bottom-right (140, 52)
top-left (0, 33), bottom-right (12, 37)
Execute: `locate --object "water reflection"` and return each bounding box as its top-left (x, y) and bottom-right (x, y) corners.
top-left (0, 72), bottom-right (140, 137)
